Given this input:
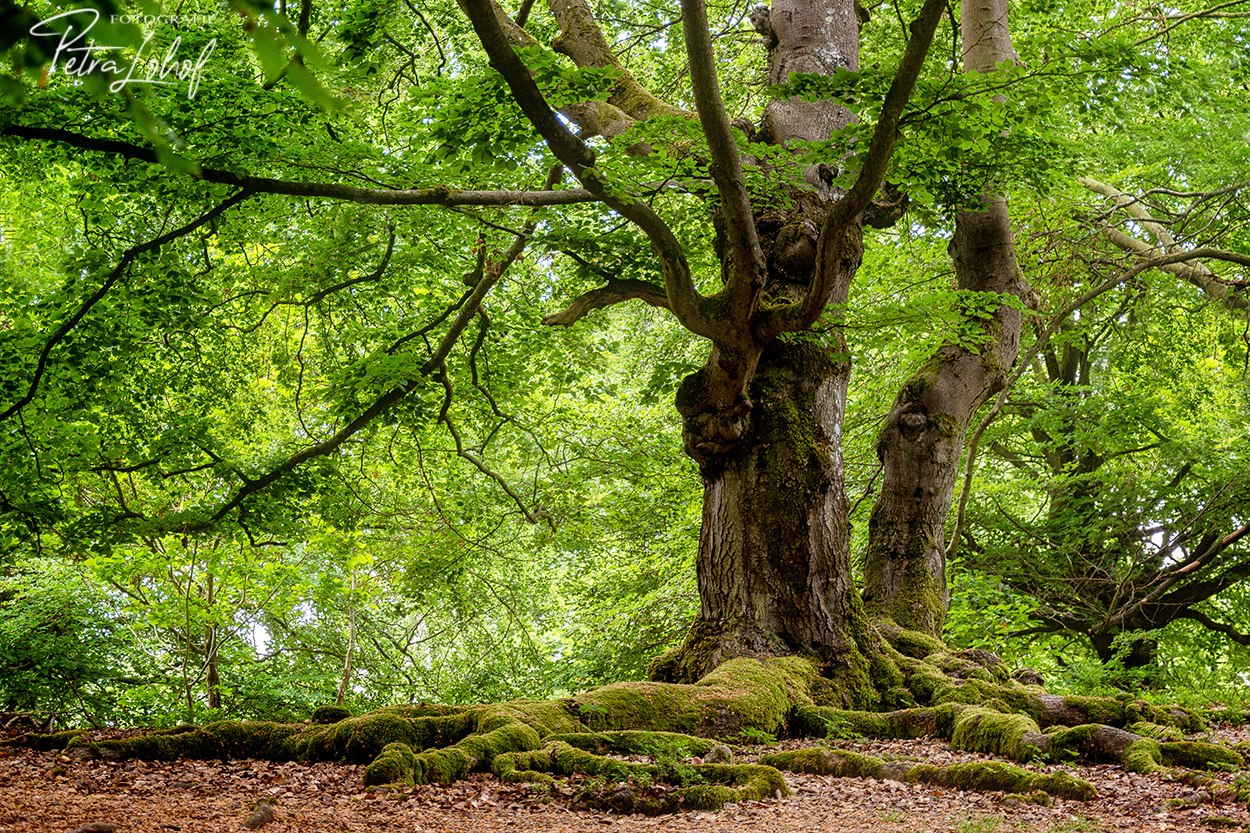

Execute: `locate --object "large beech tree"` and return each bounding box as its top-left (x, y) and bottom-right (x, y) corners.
top-left (2, 0), bottom-right (1248, 711)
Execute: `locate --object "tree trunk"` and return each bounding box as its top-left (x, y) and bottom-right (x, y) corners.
top-left (860, 0), bottom-right (1034, 636)
top-left (336, 564), bottom-right (357, 706)
top-left (653, 340), bottom-right (876, 705)
top-left (205, 572), bottom-right (221, 711)
top-left (648, 0), bottom-right (883, 697)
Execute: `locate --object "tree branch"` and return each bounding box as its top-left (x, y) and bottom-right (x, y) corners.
top-left (0, 190), bottom-right (251, 423)
top-left (1079, 176), bottom-right (1250, 315)
top-left (766, 0), bottom-right (949, 336)
top-left (546, 0), bottom-right (689, 121)
top-left (202, 167), bottom-right (570, 529)
top-left (680, 0), bottom-right (766, 317)
top-left (458, 0), bottom-right (711, 336)
top-left (1133, 0), bottom-right (1250, 45)
top-left (947, 246), bottom-right (1250, 560)
top-left (541, 278), bottom-right (673, 325)
top-left (823, 0), bottom-right (949, 228)
top-left (2, 126), bottom-right (600, 207)
top-left (306, 226), bottom-right (397, 305)
top-left (1175, 608), bottom-right (1250, 646)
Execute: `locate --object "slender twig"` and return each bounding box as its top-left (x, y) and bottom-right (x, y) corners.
top-left (1, 191), bottom-right (251, 422)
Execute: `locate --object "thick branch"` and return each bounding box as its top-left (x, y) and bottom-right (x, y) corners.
top-left (459, 0), bottom-right (711, 336)
top-left (823, 0), bottom-right (948, 228)
top-left (2, 126), bottom-right (599, 207)
top-left (949, 247), bottom-right (1250, 560)
top-left (680, 0), bottom-right (766, 318)
top-left (541, 278), bottom-right (672, 325)
top-left (1079, 176), bottom-right (1250, 315)
top-left (546, 0), bottom-right (689, 122)
top-left (1176, 608), bottom-right (1250, 646)
top-left (766, 0), bottom-right (948, 335)
top-left (1115, 520), bottom-right (1250, 627)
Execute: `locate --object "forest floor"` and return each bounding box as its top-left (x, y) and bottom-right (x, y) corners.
top-left (2, 725), bottom-right (1249, 833)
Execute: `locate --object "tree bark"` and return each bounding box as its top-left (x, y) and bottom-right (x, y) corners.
top-left (861, 0), bottom-right (1034, 636)
top-left (206, 573), bottom-right (222, 711)
top-left (336, 565), bottom-right (357, 706)
top-left (654, 340), bottom-right (875, 704)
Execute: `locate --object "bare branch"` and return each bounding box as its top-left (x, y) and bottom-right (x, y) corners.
top-left (1133, 0), bottom-right (1250, 44)
top-left (1175, 608), bottom-right (1250, 646)
top-left (443, 411), bottom-right (554, 528)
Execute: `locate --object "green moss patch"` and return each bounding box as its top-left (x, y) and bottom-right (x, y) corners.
top-left (1061, 696), bottom-right (1125, 727)
top-left (1127, 721), bottom-right (1183, 742)
top-left (1160, 740), bottom-right (1244, 770)
top-left (790, 705), bottom-right (955, 741)
top-left (950, 707), bottom-right (1045, 762)
top-left (879, 625), bottom-right (946, 659)
top-left (764, 747), bottom-right (1095, 801)
top-left (761, 746), bottom-right (885, 778)
top-left (909, 761), bottom-right (1096, 800)
top-left (1124, 738), bottom-right (1165, 774)
top-left (311, 704), bottom-right (352, 724)
top-left (6, 728), bottom-right (86, 751)
top-left (495, 740), bottom-right (787, 814)
top-left (545, 730), bottom-right (721, 757)
top-left (363, 742), bottom-right (416, 787)
top-left (574, 656), bottom-right (817, 738)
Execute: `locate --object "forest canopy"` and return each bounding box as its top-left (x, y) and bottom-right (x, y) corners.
top-left (0, 0), bottom-right (1248, 732)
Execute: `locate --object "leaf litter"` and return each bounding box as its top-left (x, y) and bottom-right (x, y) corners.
top-left (2, 725), bottom-right (1249, 832)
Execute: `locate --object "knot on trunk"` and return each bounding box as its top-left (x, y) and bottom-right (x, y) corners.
top-left (899, 411), bottom-right (927, 440)
top-left (675, 364), bottom-right (758, 471)
top-left (751, 207), bottom-right (827, 289)
top-left (678, 398), bottom-right (753, 470)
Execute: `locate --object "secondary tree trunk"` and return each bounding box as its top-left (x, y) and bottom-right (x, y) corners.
top-left (860, 0), bottom-right (1034, 636)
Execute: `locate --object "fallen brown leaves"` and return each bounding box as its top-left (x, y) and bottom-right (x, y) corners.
top-left (2, 726), bottom-right (1248, 833)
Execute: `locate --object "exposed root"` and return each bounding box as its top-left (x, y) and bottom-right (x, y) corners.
top-left (760, 746), bottom-right (1096, 800)
top-left (494, 739), bottom-right (788, 814)
top-left (11, 629), bottom-right (1247, 816)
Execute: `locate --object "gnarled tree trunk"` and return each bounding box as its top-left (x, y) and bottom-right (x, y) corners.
top-left (649, 0), bottom-right (882, 698)
top-left (654, 339), bottom-right (877, 704)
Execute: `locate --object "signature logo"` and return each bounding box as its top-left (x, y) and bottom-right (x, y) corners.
top-left (29, 9), bottom-right (216, 98)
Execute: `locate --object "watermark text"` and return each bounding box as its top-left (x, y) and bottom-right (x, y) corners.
top-left (30, 9), bottom-right (216, 98)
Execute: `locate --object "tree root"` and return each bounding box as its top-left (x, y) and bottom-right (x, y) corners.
top-left (12, 630), bottom-right (1247, 816)
top-left (494, 739), bottom-right (788, 815)
top-left (761, 747), bottom-right (1096, 800)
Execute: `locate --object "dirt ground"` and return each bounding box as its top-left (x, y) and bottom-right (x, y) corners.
top-left (2, 728), bottom-right (1249, 833)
